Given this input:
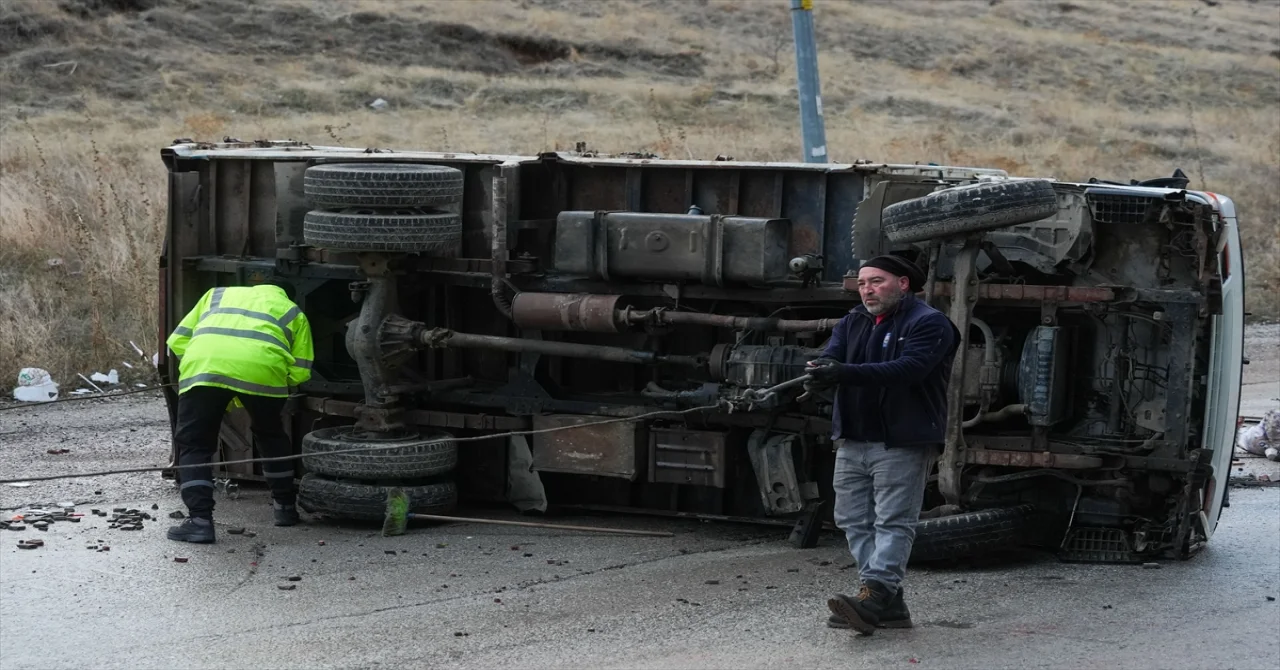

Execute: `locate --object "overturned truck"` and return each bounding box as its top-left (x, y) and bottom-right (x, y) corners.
top-left (158, 141), bottom-right (1245, 563)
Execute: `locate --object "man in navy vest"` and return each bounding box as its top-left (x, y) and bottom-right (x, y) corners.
top-left (804, 254), bottom-right (960, 635)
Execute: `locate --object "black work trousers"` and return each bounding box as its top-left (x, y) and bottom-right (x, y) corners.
top-left (174, 385), bottom-right (296, 519)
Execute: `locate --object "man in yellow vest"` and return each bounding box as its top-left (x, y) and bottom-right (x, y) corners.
top-left (164, 279), bottom-right (314, 543)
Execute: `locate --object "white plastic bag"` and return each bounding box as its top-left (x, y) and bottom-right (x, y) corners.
top-left (89, 369), bottom-right (119, 385)
top-left (13, 368), bottom-right (58, 402)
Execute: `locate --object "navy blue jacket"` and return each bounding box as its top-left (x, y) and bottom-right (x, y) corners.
top-left (821, 293), bottom-right (960, 448)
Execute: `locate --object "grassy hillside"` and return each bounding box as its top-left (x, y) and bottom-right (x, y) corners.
top-left (1, 0), bottom-right (1278, 385)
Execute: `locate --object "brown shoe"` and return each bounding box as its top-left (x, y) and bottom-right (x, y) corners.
top-left (828, 586), bottom-right (913, 629)
top-left (877, 586), bottom-right (913, 628)
top-left (827, 581), bottom-right (892, 635)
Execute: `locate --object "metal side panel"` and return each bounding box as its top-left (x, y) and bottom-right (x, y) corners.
top-left (530, 414), bottom-right (645, 480)
top-left (274, 161), bottom-right (309, 249)
top-left (249, 160), bottom-right (279, 257)
top-left (649, 428), bottom-right (727, 488)
top-left (166, 170), bottom-right (204, 351)
top-left (215, 160), bottom-right (252, 257)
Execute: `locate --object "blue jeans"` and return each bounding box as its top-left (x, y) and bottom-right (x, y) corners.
top-left (832, 440), bottom-right (938, 592)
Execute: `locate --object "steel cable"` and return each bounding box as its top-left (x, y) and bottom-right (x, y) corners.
top-left (0, 402), bottom-right (727, 484)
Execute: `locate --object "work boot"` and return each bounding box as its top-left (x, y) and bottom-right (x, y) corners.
top-left (167, 517), bottom-right (215, 543)
top-left (273, 501), bottom-right (300, 527)
top-left (827, 580), bottom-right (894, 635)
top-left (827, 586), bottom-right (913, 629)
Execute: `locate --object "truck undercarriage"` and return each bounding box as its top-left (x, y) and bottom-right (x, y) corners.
top-left (159, 141), bottom-right (1245, 564)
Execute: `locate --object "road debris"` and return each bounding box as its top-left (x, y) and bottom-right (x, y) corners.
top-left (168, 511), bottom-right (185, 519)
top-left (278, 584), bottom-right (296, 591)
top-left (1143, 563), bottom-right (1161, 570)
top-left (174, 557), bottom-right (189, 563)
top-left (227, 527), bottom-right (246, 535)
top-left (1231, 473), bottom-right (1280, 487)
top-left (287, 575), bottom-right (301, 582)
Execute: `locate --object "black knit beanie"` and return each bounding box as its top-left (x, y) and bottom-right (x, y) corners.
top-left (859, 255), bottom-right (926, 292)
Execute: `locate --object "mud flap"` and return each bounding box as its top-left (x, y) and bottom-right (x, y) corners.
top-left (746, 431), bottom-right (804, 515)
top-left (507, 435), bottom-right (547, 514)
top-left (788, 499), bottom-right (830, 549)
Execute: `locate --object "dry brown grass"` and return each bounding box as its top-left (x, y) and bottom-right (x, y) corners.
top-left (0, 121), bottom-right (165, 387)
top-left (1, 0), bottom-right (1278, 385)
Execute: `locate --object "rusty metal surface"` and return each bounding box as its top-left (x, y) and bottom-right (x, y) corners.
top-left (164, 143), bottom-right (1011, 178)
top-left (939, 238), bottom-right (982, 506)
top-left (511, 293), bottom-right (622, 333)
top-left (419, 328), bottom-right (701, 367)
top-left (922, 282), bottom-right (1117, 303)
top-left (303, 397), bottom-right (528, 432)
top-left (531, 414), bottom-right (644, 480)
top-left (553, 211), bottom-right (791, 286)
top-left (964, 449), bottom-right (1104, 469)
top-left (648, 428), bottom-right (727, 488)
top-left (624, 307), bottom-right (836, 333)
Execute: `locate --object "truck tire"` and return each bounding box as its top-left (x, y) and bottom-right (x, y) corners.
top-left (301, 427), bottom-right (458, 480)
top-left (909, 504), bottom-right (1037, 563)
top-left (297, 474), bottom-right (457, 521)
top-left (303, 208), bottom-right (462, 253)
top-left (304, 163), bottom-right (463, 209)
top-left (883, 179), bottom-right (1058, 244)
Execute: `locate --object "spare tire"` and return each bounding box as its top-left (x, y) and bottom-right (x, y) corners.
top-left (303, 207), bottom-right (461, 254)
top-left (304, 163), bottom-right (463, 209)
top-left (297, 474), bottom-right (457, 521)
top-left (883, 179), bottom-right (1058, 244)
top-left (301, 427), bottom-right (458, 480)
top-left (909, 504), bottom-right (1037, 563)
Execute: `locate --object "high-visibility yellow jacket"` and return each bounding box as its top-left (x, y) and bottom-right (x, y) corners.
top-left (166, 285), bottom-right (313, 397)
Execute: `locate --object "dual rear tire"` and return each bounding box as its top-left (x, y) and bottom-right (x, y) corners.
top-left (301, 163), bottom-right (465, 255)
top-left (296, 426), bottom-right (460, 520)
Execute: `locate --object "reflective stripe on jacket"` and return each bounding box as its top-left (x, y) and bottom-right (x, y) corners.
top-left (166, 285), bottom-right (314, 397)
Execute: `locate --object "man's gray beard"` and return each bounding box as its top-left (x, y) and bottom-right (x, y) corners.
top-left (865, 289), bottom-right (902, 315)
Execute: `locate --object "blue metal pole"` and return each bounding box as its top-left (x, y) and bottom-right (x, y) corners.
top-left (789, 0), bottom-right (828, 163)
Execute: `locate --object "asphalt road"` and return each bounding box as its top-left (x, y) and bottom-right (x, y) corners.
top-left (0, 478), bottom-right (1276, 670)
top-left (0, 323), bottom-right (1275, 670)
top-left (1, 404), bottom-right (1278, 669)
